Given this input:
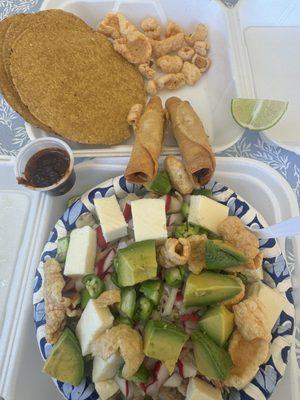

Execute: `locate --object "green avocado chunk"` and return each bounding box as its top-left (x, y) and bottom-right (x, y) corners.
top-left (192, 330), bottom-right (233, 380)
top-left (144, 320), bottom-right (188, 374)
top-left (198, 305), bottom-right (234, 347)
top-left (144, 171), bottom-right (172, 195)
top-left (115, 240), bottom-right (157, 287)
top-left (205, 240), bottom-right (248, 270)
top-left (183, 272), bottom-right (243, 307)
top-left (43, 328), bottom-right (84, 386)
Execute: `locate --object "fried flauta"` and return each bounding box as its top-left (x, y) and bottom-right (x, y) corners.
top-left (125, 96), bottom-right (165, 183)
top-left (166, 97), bottom-right (216, 186)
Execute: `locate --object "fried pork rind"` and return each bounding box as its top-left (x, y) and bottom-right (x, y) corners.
top-left (185, 24), bottom-right (208, 46)
top-left (145, 79), bottom-right (158, 95)
top-left (233, 298), bottom-right (271, 342)
top-left (182, 61), bottom-right (201, 85)
top-left (218, 217), bottom-right (260, 270)
top-left (98, 12), bottom-right (122, 39)
top-left (194, 40), bottom-right (209, 57)
top-left (156, 55), bottom-right (183, 73)
top-left (95, 289), bottom-right (121, 307)
top-left (138, 62), bottom-right (156, 79)
top-left (224, 330), bottom-right (269, 390)
top-left (166, 21), bottom-right (184, 38)
top-left (156, 73), bottom-right (186, 90)
top-left (192, 54), bottom-right (211, 73)
top-left (127, 103), bottom-right (143, 127)
top-left (91, 324), bottom-right (144, 379)
top-left (44, 258), bottom-right (72, 344)
top-left (141, 17), bottom-right (161, 40)
top-left (158, 238), bottom-right (191, 268)
top-left (114, 30), bottom-right (152, 64)
top-left (164, 155), bottom-right (194, 195)
top-left (151, 33), bottom-right (185, 58)
top-left (187, 234), bottom-right (207, 274)
top-left (178, 46), bottom-right (195, 61)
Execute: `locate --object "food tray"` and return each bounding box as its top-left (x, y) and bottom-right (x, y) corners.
top-left (25, 0), bottom-right (300, 155)
top-left (0, 156), bottom-right (299, 400)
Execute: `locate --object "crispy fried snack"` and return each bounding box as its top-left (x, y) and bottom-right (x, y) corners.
top-left (114, 30), bottom-right (152, 64)
top-left (218, 216), bottom-right (261, 271)
top-left (156, 73), bottom-right (186, 90)
top-left (225, 330), bottom-right (269, 390)
top-left (158, 238), bottom-right (191, 268)
top-left (187, 234), bottom-right (207, 274)
top-left (95, 289), bottom-right (121, 307)
top-left (178, 46), bottom-right (195, 61)
top-left (91, 324), bottom-right (144, 379)
top-left (166, 21), bottom-right (184, 38)
top-left (43, 258), bottom-right (72, 344)
top-left (141, 17), bottom-right (161, 40)
top-left (182, 61), bottom-right (201, 85)
top-left (138, 62), bottom-right (156, 79)
top-left (98, 12), bottom-right (122, 39)
top-left (156, 55), bottom-right (183, 73)
top-left (233, 298), bottom-right (271, 342)
top-left (151, 33), bottom-right (185, 58)
top-left (185, 24), bottom-right (208, 46)
top-left (192, 54), bottom-right (211, 73)
top-left (125, 96), bottom-right (165, 184)
top-left (164, 155), bottom-right (194, 195)
top-left (194, 40), bottom-right (209, 56)
top-left (127, 103), bottom-right (144, 127)
top-left (166, 97), bottom-right (216, 186)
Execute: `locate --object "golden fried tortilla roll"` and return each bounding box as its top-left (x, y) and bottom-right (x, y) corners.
top-left (166, 97), bottom-right (216, 186)
top-left (125, 96), bottom-right (165, 183)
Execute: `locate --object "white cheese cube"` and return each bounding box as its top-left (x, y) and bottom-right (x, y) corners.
top-left (93, 353), bottom-right (123, 382)
top-left (247, 281), bottom-right (287, 330)
top-left (75, 300), bottom-right (113, 356)
top-left (131, 198), bottom-right (167, 242)
top-left (94, 195), bottom-right (128, 242)
top-left (95, 379), bottom-right (119, 400)
top-left (188, 195), bottom-right (229, 234)
top-left (64, 225), bottom-right (96, 277)
top-left (186, 377), bottom-right (222, 400)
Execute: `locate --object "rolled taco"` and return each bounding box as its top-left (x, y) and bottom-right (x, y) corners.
top-left (166, 96), bottom-right (215, 186)
top-left (125, 96), bottom-right (165, 184)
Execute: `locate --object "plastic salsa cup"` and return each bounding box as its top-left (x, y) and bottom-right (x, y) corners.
top-left (14, 138), bottom-right (75, 196)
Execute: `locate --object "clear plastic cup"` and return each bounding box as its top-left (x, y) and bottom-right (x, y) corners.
top-left (14, 138), bottom-right (75, 196)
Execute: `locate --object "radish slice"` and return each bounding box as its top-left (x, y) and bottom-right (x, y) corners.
top-left (95, 248), bottom-right (115, 278)
top-left (163, 372), bottom-right (182, 388)
top-left (96, 226), bottom-right (107, 249)
top-left (163, 194), bottom-right (172, 213)
top-left (123, 203), bottom-right (132, 222)
top-left (178, 355), bottom-right (197, 378)
top-left (180, 313), bottom-right (200, 322)
top-left (145, 362), bottom-right (169, 397)
top-left (115, 376), bottom-right (133, 399)
top-left (167, 213), bottom-right (184, 227)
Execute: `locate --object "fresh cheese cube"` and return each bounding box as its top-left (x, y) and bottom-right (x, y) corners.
top-left (93, 353), bottom-right (123, 382)
top-left (186, 377), bottom-right (222, 400)
top-left (247, 281), bottom-right (287, 330)
top-left (131, 198), bottom-right (167, 242)
top-left (75, 300), bottom-right (113, 356)
top-left (94, 195), bottom-right (128, 242)
top-left (188, 195), bottom-right (229, 234)
top-left (64, 225), bottom-right (96, 277)
top-left (95, 379), bottom-right (119, 400)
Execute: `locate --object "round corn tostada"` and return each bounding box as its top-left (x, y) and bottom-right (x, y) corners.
top-left (9, 21), bottom-right (146, 144)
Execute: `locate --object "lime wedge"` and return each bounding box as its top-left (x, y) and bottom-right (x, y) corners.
top-left (231, 99), bottom-right (288, 131)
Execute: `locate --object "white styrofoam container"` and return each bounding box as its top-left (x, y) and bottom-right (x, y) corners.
top-left (0, 156), bottom-right (299, 400)
top-left (25, 0), bottom-right (300, 156)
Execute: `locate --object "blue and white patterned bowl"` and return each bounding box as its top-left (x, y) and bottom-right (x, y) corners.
top-left (33, 175), bottom-right (295, 400)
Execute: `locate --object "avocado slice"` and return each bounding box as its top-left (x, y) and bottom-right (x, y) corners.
top-left (115, 240), bottom-right (157, 287)
top-left (43, 328), bottom-right (84, 386)
top-left (183, 272), bottom-right (243, 307)
top-left (192, 330), bottom-right (233, 380)
top-left (205, 240), bottom-right (248, 270)
top-left (198, 305), bottom-right (234, 347)
top-left (144, 320), bottom-right (188, 374)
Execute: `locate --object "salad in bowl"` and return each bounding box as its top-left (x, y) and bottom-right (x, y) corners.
top-left (34, 156), bottom-right (294, 400)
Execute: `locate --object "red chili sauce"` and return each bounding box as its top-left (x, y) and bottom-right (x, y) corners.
top-left (17, 148), bottom-right (70, 188)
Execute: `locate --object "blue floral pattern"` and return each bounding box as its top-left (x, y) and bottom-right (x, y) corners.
top-left (33, 176), bottom-right (295, 400)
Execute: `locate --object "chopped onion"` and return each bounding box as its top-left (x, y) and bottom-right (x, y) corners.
top-left (162, 287), bottom-right (178, 317)
top-left (163, 372), bottom-right (182, 388)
